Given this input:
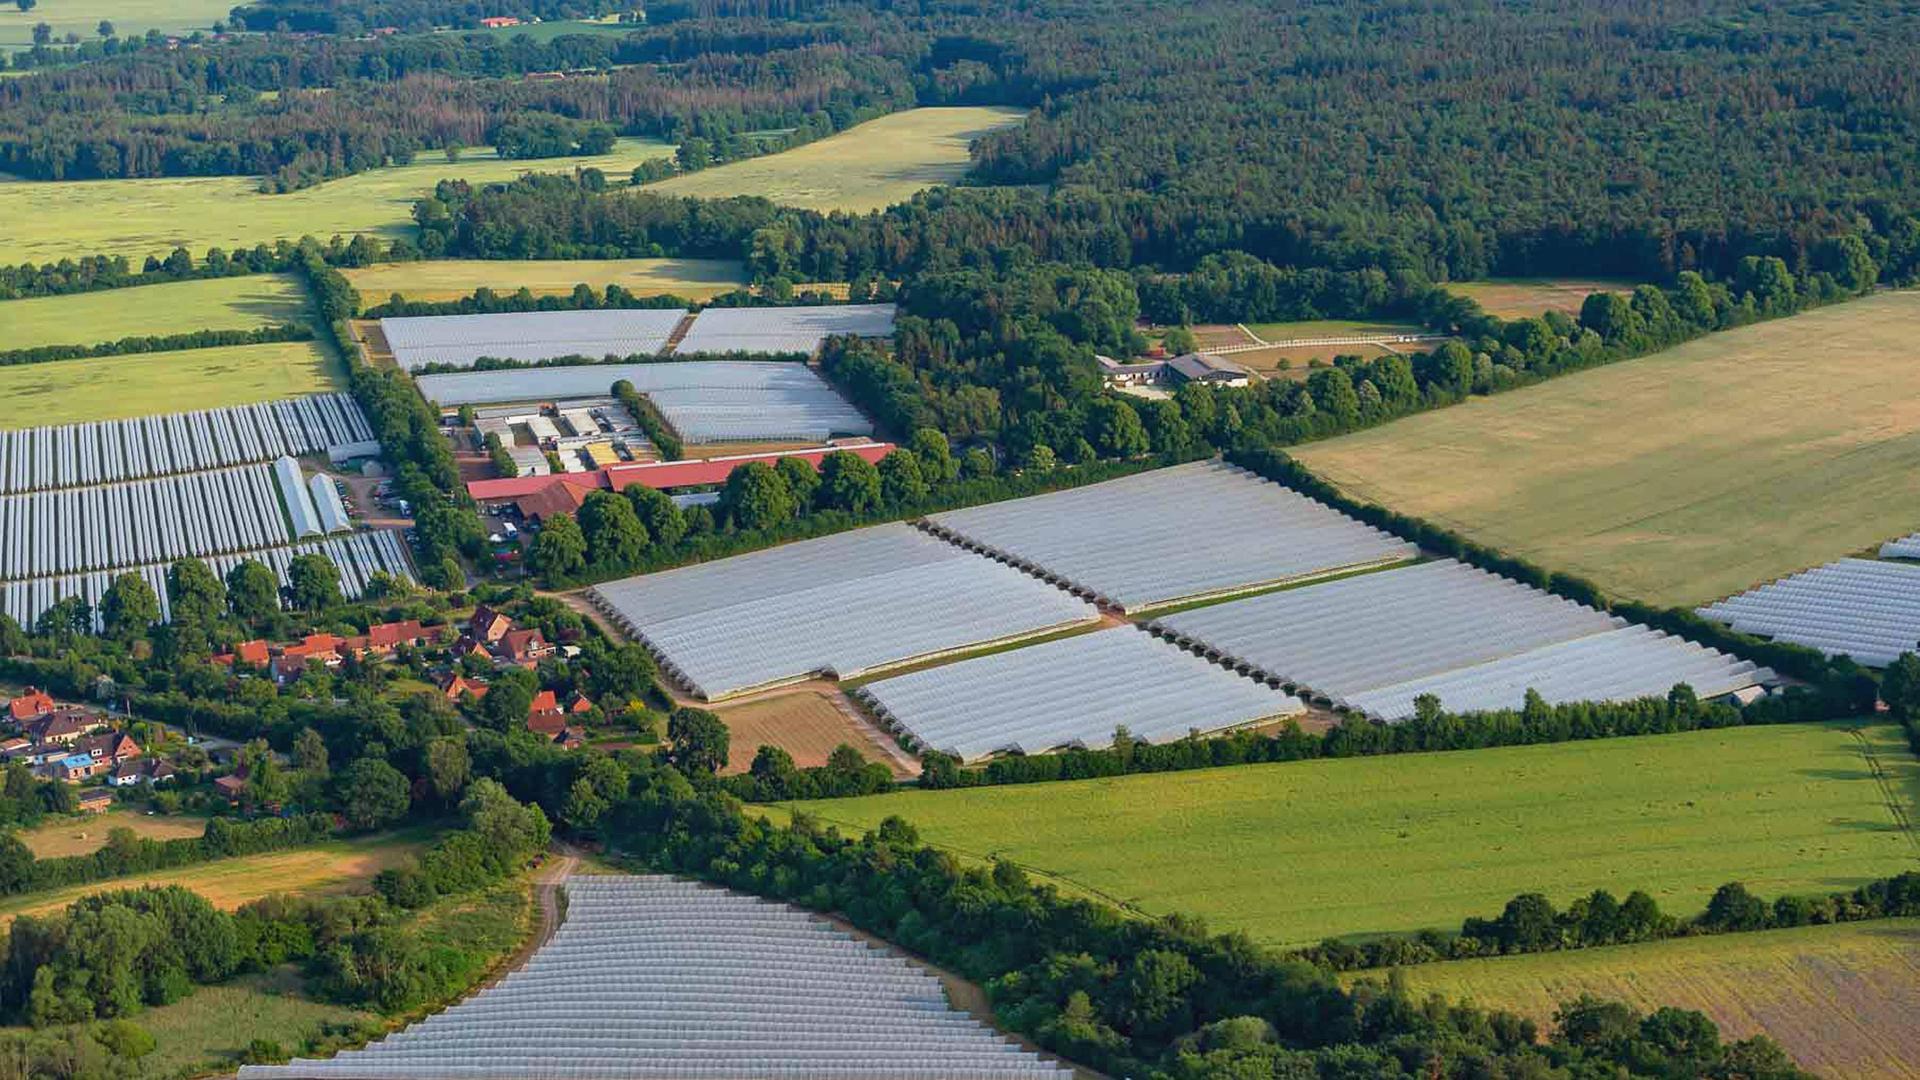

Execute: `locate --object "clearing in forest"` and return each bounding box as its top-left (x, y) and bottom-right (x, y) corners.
top-left (782, 723), bottom-right (1919, 947)
top-left (1380, 918), bottom-right (1920, 1080)
top-left (0, 138), bottom-right (674, 264)
top-left (0, 341), bottom-right (343, 427)
top-left (0, 274), bottom-right (313, 352)
top-left (1447, 277), bottom-right (1634, 319)
top-left (1294, 290), bottom-right (1920, 607)
top-left (344, 258), bottom-right (750, 304)
top-left (646, 107), bottom-right (1027, 213)
top-left (18, 809), bottom-right (209, 858)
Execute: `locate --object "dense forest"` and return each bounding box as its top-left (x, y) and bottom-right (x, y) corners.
top-left (9, 0), bottom-right (1920, 283)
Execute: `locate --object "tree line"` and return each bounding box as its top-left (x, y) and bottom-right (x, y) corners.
top-left (0, 323), bottom-right (311, 368)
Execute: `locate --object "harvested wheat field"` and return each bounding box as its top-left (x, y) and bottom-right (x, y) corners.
top-left (1296, 290), bottom-right (1920, 607)
top-left (1382, 919), bottom-right (1920, 1080)
top-left (19, 809), bottom-right (210, 858)
top-left (1446, 278), bottom-right (1634, 319)
top-left (716, 687), bottom-right (913, 777)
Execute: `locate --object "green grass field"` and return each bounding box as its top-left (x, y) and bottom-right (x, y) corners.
top-left (0, 273), bottom-right (311, 351)
top-left (647, 106), bottom-right (1026, 213)
top-left (0, 0), bottom-right (229, 51)
top-left (0, 138), bottom-right (674, 264)
top-left (1246, 319), bottom-right (1429, 341)
top-left (344, 257), bottom-right (748, 303)
top-left (1381, 919), bottom-right (1920, 1080)
top-left (1295, 290), bottom-right (1920, 606)
top-left (0, 340), bottom-right (341, 427)
top-left (784, 723), bottom-right (1919, 947)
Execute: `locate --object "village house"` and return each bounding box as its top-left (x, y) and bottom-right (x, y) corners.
top-left (439, 673), bottom-right (491, 703)
top-left (109, 759), bottom-right (176, 787)
top-left (6, 688), bottom-right (55, 724)
top-left (470, 605), bottom-right (515, 645)
top-left (495, 628), bottom-right (555, 667)
top-left (77, 789), bottom-right (114, 814)
top-left (27, 708), bottom-right (107, 748)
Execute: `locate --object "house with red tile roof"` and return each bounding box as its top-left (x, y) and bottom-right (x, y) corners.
top-left (7, 688), bottom-right (55, 724)
top-left (440, 673), bottom-right (491, 702)
top-left (495, 628), bottom-right (555, 667)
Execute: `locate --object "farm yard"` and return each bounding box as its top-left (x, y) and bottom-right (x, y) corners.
top-left (713, 687), bottom-right (913, 777)
top-left (646, 107), bottom-right (1027, 213)
top-left (1383, 918), bottom-right (1920, 1080)
top-left (0, 341), bottom-right (343, 427)
top-left (0, 138), bottom-right (674, 264)
top-left (783, 723), bottom-right (1920, 947)
top-left (1446, 277), bottom-right (1634, 319)
top-left (0, 274), bottom-right (312, 351)
top-left (1295, 289), bottom-right (1920, 607)
top-left (343, 258), bottom-right (749, 304)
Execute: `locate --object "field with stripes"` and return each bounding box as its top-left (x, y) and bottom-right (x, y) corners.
top-left (779, 722), bottom-right (1919, 947)
top-left (1294, 289), bottom-right (1920, 607)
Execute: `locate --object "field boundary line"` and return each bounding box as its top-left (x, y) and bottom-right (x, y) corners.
top-left (1848, 726), bottom-right (1920, 857)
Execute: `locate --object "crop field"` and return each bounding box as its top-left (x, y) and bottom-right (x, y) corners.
top-left (1295, 290), bottom-right (1920, 606)
top-left (0, 137), bottom-right (674, 264)
top-left (0, 273), bottom-right (312, 351)
top-left (784, 723), bottom-right (1919, 947)
top-left (1447, 277), bottom-right (1633, 319)
top-left (647, 107), bottom-right (1026, 213)
top-left (715, 687), bottom-right (913, 777)
top-left (344, 258), bottom-right (748, 303)
top-left (18, 809), bottom-right (209, 857)
top-left (1383, 918), bottom-right (1920, 1080)
top-left (0, 828), bottom-right (430, 924)
top-left (0, 0), bottom-right (230, 51)
top-left (0, 341), bottom-right (341, 427)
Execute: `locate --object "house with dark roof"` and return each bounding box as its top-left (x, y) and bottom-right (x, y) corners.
top-left (27, 708), bottom-right (105, 747)
top-left (470, 606), bottom-right (515, 644)
top-left (109, 759), bottom-right (175, 787)
top-left (77, 788), bottom-right (114, 814)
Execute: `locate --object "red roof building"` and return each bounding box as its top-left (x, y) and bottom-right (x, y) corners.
top-left (7, 688), bottom-right (55, 724)
top-left (495, 628), bottom-right (554, 667)
top-left (467, 440), bottom-right (893, 503)
top-left (440, 674), bottom-right (490, 702)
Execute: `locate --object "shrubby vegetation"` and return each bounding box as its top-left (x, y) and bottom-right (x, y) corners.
top-left (0, 324), bottom-right (312, 367)
top-left (2, 815), bottom-right (334, 897)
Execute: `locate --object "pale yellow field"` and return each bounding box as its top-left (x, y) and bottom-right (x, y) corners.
top-left (1383, 919), bottom-right (1920, 1080)
top-left (0, 273), bottom-right (311, 350)
top-left (0, 0), bottom-right (229, 51)
top-left (1296, 290), bottom-right (1920, 606)
top-left (345, 258), bottom-right (749, 303)
top-left (18, 809), bottom-right (209, 858)
top-left (1448, 278), bottom-right (1634, 319)
top-left (647, 107), bottom-right (1026, 213)
top-left (0, 340), bottom-right (341, 427)
top-left (0, 138), bottom-right (674, 264)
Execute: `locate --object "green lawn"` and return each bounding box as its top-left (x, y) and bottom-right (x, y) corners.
top-left (0, 273), bottom-right (312, 351)
top-left (1381, 919), bottom-right (1920, 1080)
top-left (1245, 319), bottom-right (1430, 341)
top-left (0, 341), bottom-right (341, 427)
top-left (784, 723), bottom-right (1920, 947)
top-left (0, 0), bottom-right (229, 51)
top-left (0, 138), bottom-right (674, 264)
top-left (647, 107), bottom-right (1025, 213)
top-left (1295, 289), bottom-right (1920, 606)
top-left (344, 257), bottom-right (748, 304)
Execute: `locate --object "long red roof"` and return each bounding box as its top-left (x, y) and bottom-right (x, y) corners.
top-left (467, 441), bottom-right (893, 501)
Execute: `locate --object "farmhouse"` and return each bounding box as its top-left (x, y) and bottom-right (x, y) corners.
top-left (1095, 351), bottom-right (1252, 389)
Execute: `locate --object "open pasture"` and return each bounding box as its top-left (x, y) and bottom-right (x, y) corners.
top-left (0, 273), bottom-right (311, 351)
top-left (0, 0), bottom-right (229, 51)
top-left (784, 723), bottom-right (1919, 947)
top-left (0, 341), bottom-right (341, 428)
top-left (1446, 277), bottom-right (1632, 319)
top-left (345, 257), bottom-right (747, 304)
top-left (17, 809), bottom-right (209, 857)
top-left (647, 107), bottom-right (1026, 213)
top-left (0, 138), bottom-right (673, 264)
top-left (1244, 318), bottom-right (1429, 342)
top-left (1295, 290), bottom-right (1920, 607)
top-left (1382, 918), bottom-right (1920, 1080)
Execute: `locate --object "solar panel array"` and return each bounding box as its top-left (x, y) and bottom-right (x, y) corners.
top-left (0, 394), bottom-right (375, 494)
top-left (925, 460), bottom-right (1418, 612)
top-left (1152, 559), bottom-right (1771, 719)
top-left (414, 361), bottom-right (872, 444)
top-left (675, 304), bottom-right (896, 356)
top-left (1, 530), bottom-right (414, 633)
top-left (1, 463), bottom-right (299, 579)
top-left (857, 627), bottom-right (1304, 761)
top-left (588, 523), bottom-right (1099, 700)
top-left (1698, 558), bottom-right (1920, 667)
top-left (382, 309), bottom-right (689, 371)
top-left (238, 875), bottom-right (1072, 1080)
